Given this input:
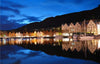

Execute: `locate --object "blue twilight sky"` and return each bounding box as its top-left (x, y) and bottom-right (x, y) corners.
top-left (0, 0), bottom-right (100, 30)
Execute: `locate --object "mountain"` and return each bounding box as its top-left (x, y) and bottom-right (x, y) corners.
top-left (12, 5), bottom-right (100, 32)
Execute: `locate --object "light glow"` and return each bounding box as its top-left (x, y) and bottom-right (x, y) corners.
top-left (62, 33), bottom-right (69, 36)
top-left (98, 40), bottom-right (100, 49)
top-left (97, 24), bottom-right (100, 34)
top-left (62, 38), bottom-right (69, 42)
top-left (46, 35), bottom-right (50, 37)
top-left (70, 33), bottom-right (73, 36)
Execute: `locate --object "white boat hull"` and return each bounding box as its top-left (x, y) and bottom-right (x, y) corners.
top-left (80, 36), bottom-right (94, 40)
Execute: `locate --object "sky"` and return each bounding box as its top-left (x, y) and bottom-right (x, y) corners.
top-left (0, 0), bottom-right (100, 30)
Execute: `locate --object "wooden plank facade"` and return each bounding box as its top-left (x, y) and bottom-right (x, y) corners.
top-left (61, 20), bottom-right (100, 35)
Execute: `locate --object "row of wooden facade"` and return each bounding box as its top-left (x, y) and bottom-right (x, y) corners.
top-left (61, 20), bottom-right (100, 35)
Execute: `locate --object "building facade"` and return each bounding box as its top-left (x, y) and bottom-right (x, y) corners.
top-left (61, 20), bottom-right (100, 35)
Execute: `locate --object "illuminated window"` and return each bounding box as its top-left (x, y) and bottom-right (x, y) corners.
top-left (97, 24), bottom-right (100, 34)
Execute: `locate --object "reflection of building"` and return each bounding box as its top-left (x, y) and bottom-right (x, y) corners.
top-left (0, 39), bottom-right (1, 46)
top-left (62, 42), bottom-right (70, 51)
top-left (62, 41), bottom-right (82, 52)
top-left (62, 40), bottom-right (99, 53)
top-left (15, 39), bottom-right (22, 44)
top-left (75, 42), bottom-right (82, 52)
top-left (98, 40), bottom-right (100, 49)
top-left (87, 40), bottom-right (98, 53)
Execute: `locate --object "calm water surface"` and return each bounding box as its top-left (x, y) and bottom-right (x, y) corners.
top-left (0, 38), bottom-right (100, 64)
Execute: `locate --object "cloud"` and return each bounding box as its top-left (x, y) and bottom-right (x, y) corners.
top-left (0, 6), bottom-right (20, 14)
top-left (0, 14), bottom-right (41, 30)
top-left (13, 15), bottom-right (41, 24)
top-left (1, 0), bottom-right (26, 8)
top-left (0, 15), bottom-right (25, 30)
top-left (0, 15), bottom-right (9, 24)
top-left (45, 0), bottom-right (84, 4)
top-left (0, 21), bottom-right (25, 30)
top-left (23, 15), bottom-right (40, 21)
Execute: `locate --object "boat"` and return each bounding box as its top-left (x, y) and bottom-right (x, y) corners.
top-left (79, 36), bottom-right (94, 40)
top-left (94, 35), bottom-right (100, 39)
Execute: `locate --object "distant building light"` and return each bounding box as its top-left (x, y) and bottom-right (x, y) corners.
top-left (62, 33), bottom-right (69, 36)
top-left (62, 38), bottom-right (69, 41)
top-left (53, 34), bottom-right (56, 37)
top-left (46, 35), bottom-right (50, 37)
top-left (98, 40), bottom-right (100, 49)
top-left (45, 38), bottom-right (50, 41)
top-left (97, 24), bottom-right (100, 34)
top-left (70, 33), bottom-right (73, 36)
top-left (70, 39), bottom-right (73, 41)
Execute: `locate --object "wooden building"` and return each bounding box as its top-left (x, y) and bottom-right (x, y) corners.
top-left (69, 23), bottom-right (75, 33)
top-left (87, 20), bottom-right (97, 35)
top-left (75, 22), bottom-right (81, 33)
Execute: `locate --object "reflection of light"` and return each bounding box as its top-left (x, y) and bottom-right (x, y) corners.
top-left (45, 38), bottom-right (50, 41)
top-left (0, 39), bottom-right (1, 45)
top-left (70, 39), bottom-right (73, 41)
top-left (30, 38), bottom-right (32, 40)
top-left (70, 46), bottom-right (72, 49)
top-left (72, 43), bottom-right (75, 45)
top-left (98, 40), bottom-right (100, 49)
top-left (26, 35), bottom-right (29, 37)
top-left (34, 38), bottom-right (37, 44)
top-left (70, 33), bottom-right (73, 36)
top-left (16, 39), bottom-right (22, 44)
top-left (53, 44), bottom-right (56, 46)
top-left (26, 39), bottom-right (29, 41)
top-left (62, 38), bottom-right (69, 42)
top-left (97, 24), bottom-right (100, 34)
top-left (46, 35), bottom-right (50, 37)
top-left (11, 38), bottom-right (14, 45)
top-left (35, 42), bottom-right (37, 45)
top-left (3, 39), bottom-right (6, 45)
top-left (53, 34), bottom-right (56, 37)
top-left (62, 33), bottom-right (69, 36)
top-left (54, 38), bottom-right (59, 42)
top-left (40, 38), bottom-right (44, 43)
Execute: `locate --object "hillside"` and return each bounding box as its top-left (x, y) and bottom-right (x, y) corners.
top-left (12, 5), bottom-right (100, 32)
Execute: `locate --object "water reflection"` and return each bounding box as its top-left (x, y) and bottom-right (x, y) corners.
top-left (0, 38), bottom-right (100, 53)
top-left (98, 40), bottom-right (100, 49)
top-left (0, 38), bottom-right (100, 63)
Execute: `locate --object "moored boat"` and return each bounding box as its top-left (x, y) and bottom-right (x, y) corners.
top-left (79, 36), bottom-right (94, 40)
